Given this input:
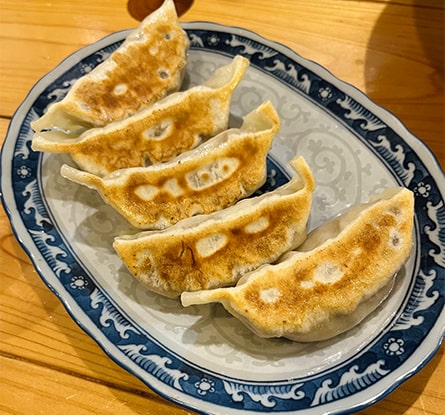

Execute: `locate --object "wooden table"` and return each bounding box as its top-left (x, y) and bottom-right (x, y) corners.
top-left (1, 1), bottom-right (443, 414)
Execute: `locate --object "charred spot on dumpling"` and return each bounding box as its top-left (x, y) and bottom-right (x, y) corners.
top-left (143, 153), bottom-right (154, 167)
top-left (143, 119), bottom-right (173, 141)
top-left (190, 203), bottom-right (204, 217)
top-left (195, 133), bottom-right (211, 146)
top-left (389, 229), bottom-right (402, 248)
top-left (388, 206), bottom-right (402, 217)
top-left (158, 68), bottom-right (170, 80)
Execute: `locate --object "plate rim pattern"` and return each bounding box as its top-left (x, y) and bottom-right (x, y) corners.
top-left (1, 22), bottom-right (444, 415)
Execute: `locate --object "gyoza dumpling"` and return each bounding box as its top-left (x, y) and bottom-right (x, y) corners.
top-left (113, 156), bottom-right (315, 298)
top-left (181, 187), bottom-right (414, 342)
top-left (31, 0), bottom-right (189, 134)
top-left (60, 101), bottom-right (280, 229)
top-left (32, 56), bottom-right (249, 176)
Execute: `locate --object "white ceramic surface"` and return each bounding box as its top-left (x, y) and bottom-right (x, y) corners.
top-left (1, 22), bottom-right (444, 415)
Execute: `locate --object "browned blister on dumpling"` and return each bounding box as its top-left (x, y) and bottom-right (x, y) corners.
top-left (31, 0), bottom-right (189, 134)
top-left (113, 156), bottom-right (315, 298)
top-left (32, 56), bottom-right (249, 176)
top-left (181, 187), bottom-right (414, 342)
top-left (60, 101), bottom-right (280, 229)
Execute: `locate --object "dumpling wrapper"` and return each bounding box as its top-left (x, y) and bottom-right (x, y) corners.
top-left (181, 187), bottom-right (414, 342)
top-left (31, 0), bottom-right (189, 134)
top-left (60, 101), bottom-right (280, 229)
top-left (113, 156), bottom-right (315, 298)
top-left (32, 56), bottom-right (249, 176)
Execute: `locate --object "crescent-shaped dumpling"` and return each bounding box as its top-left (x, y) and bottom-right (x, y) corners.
top-left (31, 0), bottom-right (189, 134)
top-left (113, 156), bottom-right (315, 298)
top-left (60, 101), bottom-right (280, 229)
top-left (181, 187), bottom-right (414, 342)
top-left (32, 56), bottom-right (249, 176)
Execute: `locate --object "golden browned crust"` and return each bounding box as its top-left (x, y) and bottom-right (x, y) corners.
top-left (68, 20), bottom-right (187, 123)
top-left (31, 0), bottom-right (188, 132)
top-left (61, 101), bottom-right (280, 229)
top-left (31, 56), bottom-right (249, 176)
top-left (113, 156), bottom-right (315, 298)
top-left (181, 187), bottom-right (414, 341)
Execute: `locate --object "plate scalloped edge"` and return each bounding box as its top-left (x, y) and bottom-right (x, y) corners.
top-left (1, 21), bottom-right (444, 415)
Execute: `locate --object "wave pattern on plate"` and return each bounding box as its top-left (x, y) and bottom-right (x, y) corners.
top-left (1, 23), bottom-right (444, 415)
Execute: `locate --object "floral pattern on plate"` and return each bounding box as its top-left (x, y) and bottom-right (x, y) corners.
top-left (1, 22), bottom-right (444, 415)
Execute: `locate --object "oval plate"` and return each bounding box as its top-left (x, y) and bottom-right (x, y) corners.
top-left (1, 22), bottom-right (444, 415)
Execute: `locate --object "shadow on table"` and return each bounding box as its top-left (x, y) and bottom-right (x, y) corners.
top-left (363, 0), bottom-right (444, 165)
top-left (358, 4), bottom-right (444, 413)
top-left (364, 0), bottom-right (444, 94)
top-left (412, 0), bottom-right (444, 82)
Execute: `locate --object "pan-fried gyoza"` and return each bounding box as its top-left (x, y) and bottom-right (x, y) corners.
top-left (32, 56), bottom-right (249, 176)
top-left (181, 187), bottom-right (414, 342)
top-left (113, 156), bottom-right (315, 298)
top-left (31, 0), bottom-right (189, 136)
top-left (60, 101), bottom-right (280, 229)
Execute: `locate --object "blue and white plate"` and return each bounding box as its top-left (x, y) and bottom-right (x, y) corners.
top-left (1, 22), bottom-right (444, 415)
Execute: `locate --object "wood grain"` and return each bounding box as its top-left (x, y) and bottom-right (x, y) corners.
top-left (0, 356), bottom-right (195, 415)
top-left (0, 0), bottom-right (443, 413)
